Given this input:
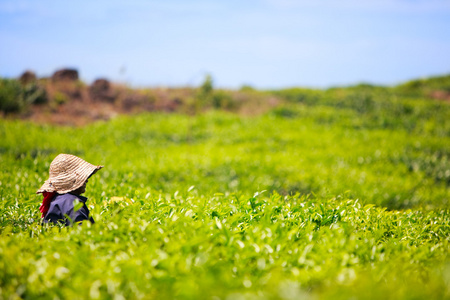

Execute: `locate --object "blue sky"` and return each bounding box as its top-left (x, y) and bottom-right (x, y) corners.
top-left (1, 0), bottom-right (449, 89)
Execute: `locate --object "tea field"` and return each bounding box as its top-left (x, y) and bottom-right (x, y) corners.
top-left (0, 88), bottom-right (450, 299)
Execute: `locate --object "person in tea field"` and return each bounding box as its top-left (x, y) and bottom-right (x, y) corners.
top-left (36, 154), bottom-right (103, 226)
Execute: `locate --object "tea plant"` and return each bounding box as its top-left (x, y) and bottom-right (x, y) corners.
top-left (0, 87), bottom-right (449, 299)
top-left (1, 193), bottom-right (449, 299)
top-left (1, 108), bottom-right (448, 210)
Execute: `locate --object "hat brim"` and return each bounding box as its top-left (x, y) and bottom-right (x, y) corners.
top-left (37, 164), bottom-right (103, 194)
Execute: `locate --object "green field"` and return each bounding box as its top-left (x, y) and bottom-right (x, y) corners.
top-left (1, 81), bottom-right (450, 299)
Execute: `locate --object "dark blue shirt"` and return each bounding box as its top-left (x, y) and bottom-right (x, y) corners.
top-left (44, 193), bottom-right (94, 226)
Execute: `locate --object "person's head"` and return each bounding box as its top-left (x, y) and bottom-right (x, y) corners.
top-left (36, 154), bottom-right (103, 195)
top-left (70, 169), bottom-right (99, 195)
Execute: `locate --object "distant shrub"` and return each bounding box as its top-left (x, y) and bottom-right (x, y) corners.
top-left (271, 88), bottom-right (322, 105)
top-left (53, 92), bottom-right (68, 105)
top-left (0, 78), bottom-right (23, 113)
top-left (394, 79), bottom-right (426, 97)
top-left (23, 83), bottom-right (48, 105)
top-left (270, 105), bottom-right (300, 118)
top-left (196, 74), bottom-right (236, 111)
top-left (0, 78), bottom-right (49, 114)
top-left (239, 84), bottom-right (255, 92)
top-left (394, 75), bottom-right (450, 97)
top-left (212, 90), bottom-right (236, 110)
top-left (325, 89), bottom-right (376, 113)
top-left (200, 74), bottom-right (213, 96)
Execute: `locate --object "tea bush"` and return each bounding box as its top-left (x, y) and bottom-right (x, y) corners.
top-left (0, 86), bottom-right (449, 299)
top-left (0, 193), bottom-right (449, 299)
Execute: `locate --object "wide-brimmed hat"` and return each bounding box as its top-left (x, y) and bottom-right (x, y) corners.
top-left (36, 154), bottom-right (103, 194)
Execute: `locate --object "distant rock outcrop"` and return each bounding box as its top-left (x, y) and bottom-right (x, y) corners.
top-left (91, 79), bottom-right (110, 93)
top-left (52, 69), bottom-right (79, 82)
top-left (89, 78), bottom-right (115, 102)
top-left (19, 70), bottom-right (37, 85)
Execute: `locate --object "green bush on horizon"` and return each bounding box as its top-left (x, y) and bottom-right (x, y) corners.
top-left (0, 78), bottom-right (48, 114)
top-left (394, 74), bottom-right (450, 97)
top-left (0, 78), bottom-right (24, 113)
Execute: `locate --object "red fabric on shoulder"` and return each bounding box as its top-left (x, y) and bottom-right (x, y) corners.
top-left (40, 191), bottom-right (56, 218)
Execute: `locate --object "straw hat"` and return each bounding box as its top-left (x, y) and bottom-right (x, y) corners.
top-left (37, 154), bottom-right (103, 194)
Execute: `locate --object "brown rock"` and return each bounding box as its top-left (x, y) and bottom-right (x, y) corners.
top-left (89, 78), bottom-right (116, 102)
top-left (52, 69), bottom-right (79, 82)
top-left (429, 90), bottom-right (450, 101)
top-left (91, 79), bottom-right (110, 93)
top-left (19, 70), bottom-right (37, 85)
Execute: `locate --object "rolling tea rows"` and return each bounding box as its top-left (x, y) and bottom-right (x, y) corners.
top-left (1, 90), bottom-right (449, 299)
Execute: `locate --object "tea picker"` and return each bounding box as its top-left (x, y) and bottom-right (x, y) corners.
top-left (37, 154), bottom-right (103, 226)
